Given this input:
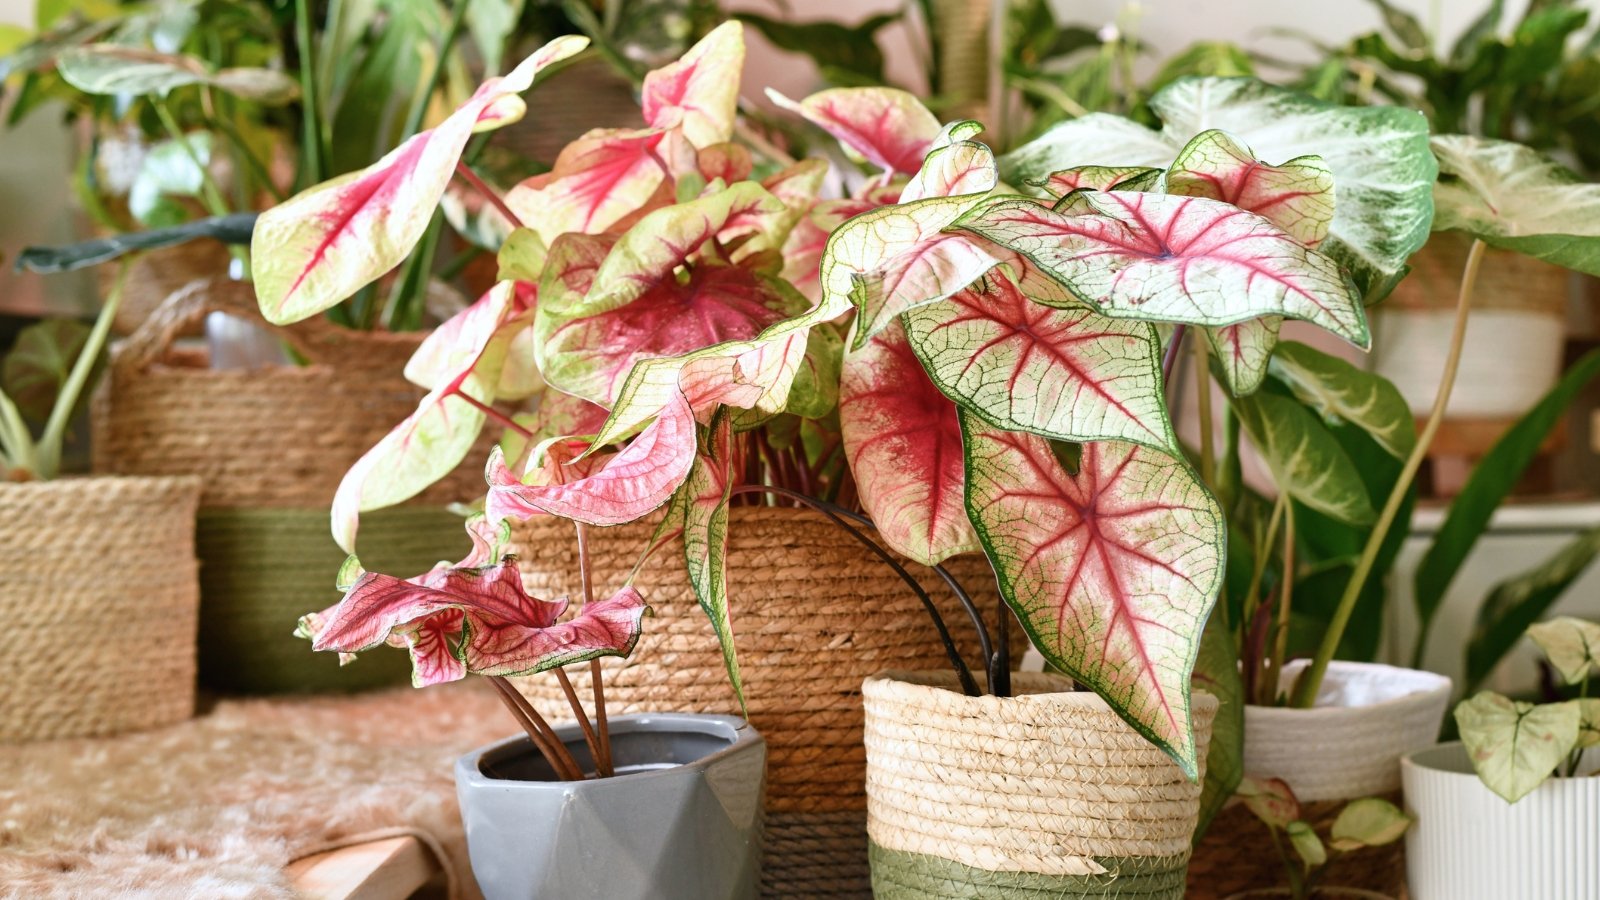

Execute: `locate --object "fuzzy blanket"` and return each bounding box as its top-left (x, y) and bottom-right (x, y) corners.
top-left (0, 682), bottom-right (513, 899)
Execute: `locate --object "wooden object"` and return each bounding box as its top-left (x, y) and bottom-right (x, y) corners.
top-left (287, 835), bottom-right (441, 900)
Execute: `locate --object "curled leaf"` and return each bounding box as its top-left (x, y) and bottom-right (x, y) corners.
top-left (1329, 797), bottom-right (1411, 851)
top-left (1237, 775), bottom-right (1301, 829)
top-left (767, 86), bottom-right (941, 175)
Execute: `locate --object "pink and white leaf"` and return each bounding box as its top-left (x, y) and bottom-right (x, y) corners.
top-left (1207, 316), bottom-right (1284, 396)
top-left (899, 140), bottom-right (998, 203)
top-left (642, 21), bottom-right (744, 149)
top-left (680, 411), bottom-right (744, 705)
top-left (251, 36), bottom-right (586, 324)
top-left (902, 271), bottom-right (1175, 452)
top-left (403, 281), bottom-right (534, 390)
top-left (485, 389), bottom-right (697, 526)
top-left (503, 127), bottom-right (671, 247)
top-left (781, 195), bottom-right (886, 302)
top-left (767, 86), bottom-right (941, 175)
top-left (840, 322), bottom-right (978, 567)
top-left (1036, 165), bottom-right (1162, 198)
top-left (1165, 129), bottom-right (1334, 248)
top-left (961, 418), bottom-right (1224, 776)
top-left (956, 193), bottom-right (1369, 347)
top-left (466, 585), bottom-right (650, 677)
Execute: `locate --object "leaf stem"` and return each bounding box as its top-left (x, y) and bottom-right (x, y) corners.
top-left (1264, 501), bottom-right (1296, 705)
top-left (1162, 323), bottom-right (1188, 384)
top-left (152, 100), bottom-right (230, 218)
top-left (1292, 238), bottom-right (1487, 708)
top-left (589, 658), bottom-right (612, 777)
top-left (1192, 331), bottom-right (1215, 487)
top-left (489, 675), bottom-right (584, 780)
top-left (36, 262), bottom-right (126, 478)
top-left (454, 162), bottom-right (525, 231)
top-left (293, 0), bottom-right (325, 186)
top-left (552, 666), bottom-right (610, 777)
top-left (453, 389), bottom-right (534, 439)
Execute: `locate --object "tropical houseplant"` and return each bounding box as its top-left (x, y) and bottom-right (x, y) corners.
top-left (1232, 777), bottom-right (1411, 900)
top-left (0, 270), bottom-right (201, 741)
top-left (1402, 616), bottom-right (1600, 900)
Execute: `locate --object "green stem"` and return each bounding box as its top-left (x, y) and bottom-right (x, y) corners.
top-left (1264, 501), bottom-right (1296, 705)
top-left (152, 101), bottom-right (230, 217)
top-left (35, 264), bottom-right (126, 479)
top-left (209, 113), bottom-right (286, 203)
top-left (293, 0), bottom-right (325, 187)
top-left (401, 0), bottom-right (472, 141)
top-left (0, 389), bottom-right (36, 475)
top-left (1193, 332), bottom-right (1215, 487)
top-left (1292, 238), bottom-right (1487, 708)
top-left (1243, 491), bottom-right (1287, 649)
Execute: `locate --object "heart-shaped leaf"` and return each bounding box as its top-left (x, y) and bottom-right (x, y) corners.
top-left (899, 139), bottom-right (998, 203)
top-left (1432, 134), bottom-right (1600, 275)
top-left (466, 584), bottom-right (651, 677)
top-left (641, 21), bottom-right (743, 149)
top-left (404, 281), bottom-right (537, 395)
top-left (957, 192), bottom-right (1369, 347)
top-left (1525, 616), bottom-right (1600, 685)
top-left (1232, 390), bottom-right (1377, 525)
top-left (962, 415), bottom-right (1225, 776)
top-left (485, 389), bottom-right (697, 526)
top-left (839, 323), bottom-right (978, 567)
top-left (1456, 690), bottom-right (1581, 803)
top-left (767, 86), bottom-right (941, 175)
top-left (999, 77), bottom-right (1437, 300)
top-left (1237, 775), bottom-right (1301, 829)
top-left (902, 270), bottom-right (1175, 452)
top-left (1329, 797), bottom-right (1411, 851)
top-left (503, 127), bottom-right (672, 247)
top-left (251, 36), bottom-right (587, 325)
top-left (1268, 341), bottom-right (1416, 460)
top-left (1207, 318), bottom-right (1283, 396)
top-left (1578, 698), bottom-right (1600, 750)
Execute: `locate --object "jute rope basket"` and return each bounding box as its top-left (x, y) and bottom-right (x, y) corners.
top-left (92, 279), bottom-right (491, 693)
top-left (863, 671), bottom-right (1218, 899)
top-left (507, 509), bottom-right (1006, 898)
top-left (0, 476), bottom-right (201, 741)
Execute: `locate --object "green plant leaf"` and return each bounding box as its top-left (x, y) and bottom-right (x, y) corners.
top-left (1455, 690), bottom-right (1580, 803)
top-left (1466, 537), bottom-right (1600, 693)
top-left (129, 132), bottom-right (211, 227)
top-left (1367, 0), bottom-right (1430, 50)
top-left (1232, 390), bottom-right (1376, 525)
top-left (1238, 775), bottom-right (1301, 830)
top-left (1192, 605), bottom-right (1244, 841)
top-left (1450, 0), bottom-right (1504, 63)
top-left (1329, 797), bottom-right (1411, 851)
top-left (1431, 135), bottom-right (1600, 275)
top-left (1, 318), bottom-right (97, 424)
top-left (999, 77), bottom-right (1437, 301)
top-left (55, 43), bottom-right (299, 103)
top-left (1414, 348), bottom-right (1600, 664)
top-left (681, 409), bottom-right (743, 712)
top-left (1287, 821), bottom-right (1327, 869)
top-left (734, 11), bottom-right (895, 83)
top-left (15, 212), bottom-right (257, 273)
top-left (962, 415), bottom-right (1225, 777)
top-left (1268, 341), bottom-right (1415, 460)
top-left (1145, 41), bottom-right (1255, 95)
top-left (1526, 616), bottom-right (1600, 686)
top-left (1578, 698), bottom-right (1600, 750)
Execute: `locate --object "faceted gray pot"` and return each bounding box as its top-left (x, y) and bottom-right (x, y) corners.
top-left (455, 712), bottom-right (766, 900)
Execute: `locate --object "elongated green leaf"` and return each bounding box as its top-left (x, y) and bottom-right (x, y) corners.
top-left (1456, 690), bottom-right (1580, 803)
top-left (1287, 821), bottom-right (1327, 869)
top-left (1193, 604), bottom-right (1244, 841)
top-left (1466, 536), bottom-right (1600, 694)
top-left (903, 270), bottom-right (1175, 452)
top-left (682, 410), bottom-right (743, 711)
top-left (734, 11), bottom-right (894, 83)
top-left (1268, 341), bottom-right (1416, 459)
top-left (1526, 616), bottom-right (1600, 686)
top-left (1234, 391), bottom-right (1376, 525)
top-left (1431, 135), bottom-right (1600, 275)
top-left (56, 44), bottom-right (299, 102)
top-left (15, 212), bottom-right (257, 273)
top-left (962, 415), bottom-right (1225, 777)
top-left (1000, 77), bottom-right (1437, 300)
top-left (1415, 349), bottom-right (1600, 662)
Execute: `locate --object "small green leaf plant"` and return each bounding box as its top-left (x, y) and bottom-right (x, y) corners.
top-left (0, 268), bottom-right (121, 481)
top-left (1236, 776), bottom-right (1412, 900)
top-left (1455, 617), bottom-right (1600, 804)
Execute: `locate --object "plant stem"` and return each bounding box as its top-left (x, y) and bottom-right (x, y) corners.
top-left (589, 659), bottom-right (612, 776)
top-left (454, 389), bottom-right (533, 438)
top-left (1242, 492), bottom-right (1287, 648)
top-left (293, 0), bottom-right (325, 187)
top-left (1292, 238), bottom-right (1487, 708)
top-left (1192, 331), bottom-right (1215, 487)
top-left (489, 675), bottom-right (583, 780)
top-left (35, 263), bottom-right (126, 478)
top-left (734, 116), bottom-right (797, 167)
top-left (552, 666), bottom-right (609, 777)
top-left (572, 519), bottom-right (613, 776)
top-left (1264, 501), bottom-right (1296, 705)
top-left (993, 588), bottom-right (1011, 698)
top-left (1161, 323), bottom-right (1187, 384)
top-left (152, 101), bottom-right (230, 218)
top-left (455, 162), bottom-right (525, 230)
top-left (401, 0), bottom-right (472, 140)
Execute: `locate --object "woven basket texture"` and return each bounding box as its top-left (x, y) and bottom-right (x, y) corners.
top-left (195, 506), bottom-right (471, 694)
top-left (506, 508), bottom-right (1007, 898)
top-left (0, 476), bottom-right (201, 742)
top-left (1186, 795), bottom-right (1406, 900)
top-left (862, 671), bottom-right (1217, 899)
top-left (98, 241), bottom-right (232, 335)
top-left (1386, 231), bottom-right (1568, 315)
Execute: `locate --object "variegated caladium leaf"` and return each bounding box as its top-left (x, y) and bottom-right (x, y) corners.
top-left (767, 86), bottom-right (941, 175)
top-left (331, 281), bottom-right (535, 553)
top-left (999, 77), bottom-right (1437, 301)
top-left (641, 21), bottom-right (744, 151)
top-left (839, 323), bottom-right (978, 567)
top-left (404, 281), bottom-right (539, 397)
top-left (781, 195), bottom-right (886, 301)
top-left (503, 127), bottom-right (673, 247)
top-left (1431, 135), bottom-right (1600, 276)
top-left (485, 389), bottom-right (697, 526)
top-left (1525, 616), bottom-right (1600, 685)
top-left (899, 139), bottom-right (998, 203)
top-left (1456, 690), bottom-right (1582, 803)
top-left (251, 36), bottom-right (587, 324)
top-left (466, 584), bottom-right (651, 677)
top-left (1237, 775), bottom-right (1302, 829)
top-left (1164, 129), bottom-right (1337, 395)
top-left (1232, 390), bottom-right (1377, 526)
top-left (1268, 341), bottom-right (1416, 460)
top-left (680, 410), bottom-right (744, 706)
top-left (957, 192), bottom-right (1370, 348)
top-left (1034, 165), bottom-right (1163, 198)
top-left (961, 414), bottom-right (1225, 776)
top-left (902, 270), bottom-right (1176, 453)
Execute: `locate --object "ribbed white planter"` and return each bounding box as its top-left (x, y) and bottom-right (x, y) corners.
top-left (1243, 661), bottom-right (1451, 801)
top-left (1402, 743), bottom-right (1600, 900)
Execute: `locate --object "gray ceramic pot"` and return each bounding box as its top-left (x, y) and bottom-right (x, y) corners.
top-left (455, 712), bottom-right (766, 900)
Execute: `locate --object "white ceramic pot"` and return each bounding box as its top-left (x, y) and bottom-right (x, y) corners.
top-left (1402, 743), bottom-right (1600, 900)
top-left (1243, 661), bottom-right (1451, 801)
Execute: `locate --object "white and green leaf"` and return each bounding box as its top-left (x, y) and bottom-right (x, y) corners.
top-left (1455, 690), bottom-right (1581, 803)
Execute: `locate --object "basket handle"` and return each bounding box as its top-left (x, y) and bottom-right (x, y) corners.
top-left (113, 276), bottom-right (348, 375)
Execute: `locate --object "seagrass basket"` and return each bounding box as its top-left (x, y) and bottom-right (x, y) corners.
top-left (91, 278), bottom-right (490, 693)
top-left (863, 671), bottom-right (1218, 899)
top-left (507, 509), bottom-right (1007, 899)
top-left (0, 475), bottom-right (201, 741)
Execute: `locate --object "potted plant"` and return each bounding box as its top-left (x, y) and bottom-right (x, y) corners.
top-left (0, 270), bottom-right (202, 741)
top-left (1402, 616), bottom-right (1600, 900)
top-left (1230, 777), bottom-right (1412, 900)
top-left (294, 512), bottom-right (765, 899)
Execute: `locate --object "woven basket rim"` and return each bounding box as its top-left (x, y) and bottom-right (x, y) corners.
top-left (1248, 660), bottom-right (1451, 723)
top-left (867, 669), bottom-right (1220, 716)
top-left (0, 473), bottom-right (202, 492)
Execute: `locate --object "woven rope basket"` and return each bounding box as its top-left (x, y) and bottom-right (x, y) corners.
top-left (0, 476), bottom-right (201, 742)
top-left (91, 279), bottom-right (491, 693)
top-left (506, 509), bottom-right (1007, 898)
top-left (1385, 231), bottom-right (1569, 315)
top-left (863, 671), bottom-right (1218, 899)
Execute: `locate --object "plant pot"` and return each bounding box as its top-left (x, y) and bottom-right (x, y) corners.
top-left (1187, 661), bottom-right (1451, 899)
top-left (506, 509), bottom-right (1006, 898)
top-left (862, 670), bottom-right (1219, 900)
top-left (0, 475), bottom-right (201, 741)
top-left (92, 278), bottom-right (494, 694)
top-left (455, 713), bottom-right (766, 900)
top-left (1373, 233), bottom-right (1570, 419)
top-left (1402, 742), bottom-right (1600, 900)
